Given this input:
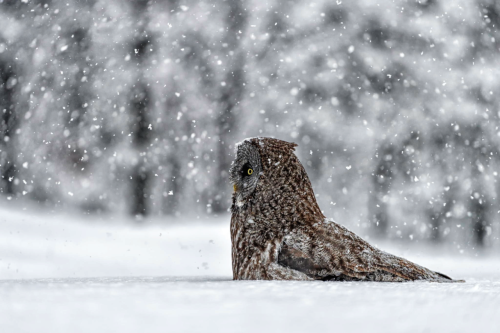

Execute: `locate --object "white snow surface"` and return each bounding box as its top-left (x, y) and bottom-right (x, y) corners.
top-left (1, 207), bottom-right (500, 333)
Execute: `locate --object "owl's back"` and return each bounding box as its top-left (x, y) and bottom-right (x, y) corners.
top-left (278, 219), bottom-right (457, 282)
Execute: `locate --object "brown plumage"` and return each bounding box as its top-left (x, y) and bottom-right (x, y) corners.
top-left (229, 137), bottom-right (462, 282)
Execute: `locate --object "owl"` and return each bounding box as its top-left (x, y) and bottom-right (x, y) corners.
top-left (229, 137), bottom-right (462, 282)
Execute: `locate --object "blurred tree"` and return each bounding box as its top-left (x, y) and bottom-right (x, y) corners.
top-left (128, 0), bottom-right (154, 217)
top-left (129, 81), bottom-right (152, 216)
top-left (0, 55), bottom-right (18, 196)
top-left (370, 143), bottom-right (396, 237)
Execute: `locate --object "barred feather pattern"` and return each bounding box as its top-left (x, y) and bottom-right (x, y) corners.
top-left (230, 137), bottom-right (462, 282)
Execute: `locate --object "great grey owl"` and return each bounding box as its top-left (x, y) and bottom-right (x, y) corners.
top-left (229, 137), bottom-right (461, 282)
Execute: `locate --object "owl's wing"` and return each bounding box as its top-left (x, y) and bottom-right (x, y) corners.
top-left (278, 220), bottom-right (461, 282)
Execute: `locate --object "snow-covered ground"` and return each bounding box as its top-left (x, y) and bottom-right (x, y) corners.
top-left (1, 206), bottom-right (499, 333)
top-left (0, 206), bottom-right (232, 279)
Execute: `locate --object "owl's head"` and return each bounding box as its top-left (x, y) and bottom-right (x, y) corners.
top-left (229, 139), bottom-right (262, 203)
top-left (229, 137), bottom-right (324, 221)
top-left (229, 137), bottom-right (302, 202)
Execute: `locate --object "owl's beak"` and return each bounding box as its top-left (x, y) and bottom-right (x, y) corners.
top-left (233, 184), bottom-right (238, 192)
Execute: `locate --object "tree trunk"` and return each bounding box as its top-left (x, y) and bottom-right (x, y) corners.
top-left (369, 145), bottom-right (395, 237)
top-left (0, 58), bottom-right (17, 195)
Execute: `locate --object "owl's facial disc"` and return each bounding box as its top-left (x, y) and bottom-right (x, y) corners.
top-left (229, 141), bottom-right (262, 202)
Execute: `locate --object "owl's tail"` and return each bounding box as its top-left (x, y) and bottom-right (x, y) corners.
top-left (376, 251), bottom-right (465, 283)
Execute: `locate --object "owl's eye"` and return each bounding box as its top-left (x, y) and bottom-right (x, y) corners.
top-left (241, 163), bottom-right (254, 177)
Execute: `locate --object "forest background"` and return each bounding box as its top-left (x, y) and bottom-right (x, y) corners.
top-left (1, 0), bottom-right (500, 251)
